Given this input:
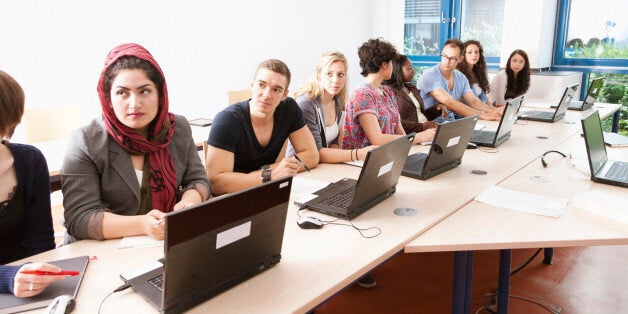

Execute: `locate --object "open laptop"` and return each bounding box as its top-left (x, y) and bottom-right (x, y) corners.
top-left (470, 95), bottom-right (523, 148)
top-left (581, 111), bottom-right (628, 187)
top-left (124, 177), bottom-right (292, 314)
top-left (402, 115), bottom-right (477, 180)
top-left (302, 134), bottom-right (414, 219)
top-left (519, 85), bottom-right (576, 122)
top-left (558, 77), bottom-right (604, 111)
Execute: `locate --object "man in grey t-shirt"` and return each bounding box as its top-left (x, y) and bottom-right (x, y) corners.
top-left (417, 39), bottom-right (501, 122)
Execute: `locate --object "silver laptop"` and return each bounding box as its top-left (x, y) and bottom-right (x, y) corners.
top-left (301, 134), bottom-right (414, 219)
top-left (470, 95), bottom-right (523, 148)
top-left (564, 77), bottom-right (604, 111)
top-left (581, 111), bottom-right (628, 188)
top-left (402, 115), bottom-right (477, 180)
top-left (519, 85), bottom-right (576, 122)
top-left (123, 177), bottom-right (292, 313)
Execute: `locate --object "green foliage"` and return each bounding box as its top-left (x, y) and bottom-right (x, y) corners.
top-left (568, 42), bottom-right (628, 59)
top-left (461, 22), bottom-right (503, 56)
top-left (602, 84), bottom-right (628, 104)
top-left (588, 73), bottom-right (627, 135)
top-left (404, 37), bottom-right (439, 56)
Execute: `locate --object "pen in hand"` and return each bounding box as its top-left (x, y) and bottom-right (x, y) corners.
top-left (20, 270), bottom-right (80, 276)
top-left (293, 154), bottom-right (311, 172)
top-left (152, 218), bottom-right (166, 227)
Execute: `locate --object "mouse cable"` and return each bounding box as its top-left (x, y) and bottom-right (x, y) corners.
top-left (297, 208), bottom-right (381, 238)
top-left (325, 220), bottom-right (382, 239)
top-left (98, 283), bottom-right (131, 314)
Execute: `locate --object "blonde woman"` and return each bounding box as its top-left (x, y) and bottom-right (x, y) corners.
top-left (290, 51), bottom-right (374, 163)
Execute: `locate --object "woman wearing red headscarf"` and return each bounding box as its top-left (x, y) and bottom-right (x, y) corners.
top-left (61, 43), bottom-right (210, 243)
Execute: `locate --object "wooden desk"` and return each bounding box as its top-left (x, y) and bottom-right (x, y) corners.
top-left (405, 134), bottom-right (628, 313)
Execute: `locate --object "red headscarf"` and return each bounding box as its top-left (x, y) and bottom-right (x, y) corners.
top-left (97, 43), bottom-right (177, 213)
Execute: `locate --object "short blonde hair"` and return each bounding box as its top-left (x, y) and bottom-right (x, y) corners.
top-left (294, 51), bottom-right (348, 106)
top-left (0, 70), bottom-right (25, 139)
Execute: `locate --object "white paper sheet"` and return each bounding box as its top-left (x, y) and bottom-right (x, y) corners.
top-left (573, 190), bottom-right (628, 225)
top-left (475, 185), bottom-right (568, 217)
top-left (118, 235), bottom-right (164, 249)
top-left (291, 176), bottom-right (332, 206)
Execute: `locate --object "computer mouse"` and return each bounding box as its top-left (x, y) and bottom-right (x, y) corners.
top-left (296, 216), bottom-right (323, 229)
top-left (44, 295), bottom-right (75, 314)
top-left (466, 142), bottom-right (478, 149)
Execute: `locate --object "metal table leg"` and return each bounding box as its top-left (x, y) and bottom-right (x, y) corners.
top-left (497, 249), bottom-right (511, 314)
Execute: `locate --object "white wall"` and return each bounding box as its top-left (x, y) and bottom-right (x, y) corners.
top-left (0, 0), bottom-right (402, 140)
top-left (500, 0), bottom-right (557, 69)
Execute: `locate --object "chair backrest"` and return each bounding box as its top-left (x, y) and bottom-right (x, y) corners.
top-left (24, 105), bottom-right (84, 143)
top-left (227, 89), bottom-right (252, 105)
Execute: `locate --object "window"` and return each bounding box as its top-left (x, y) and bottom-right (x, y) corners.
top-left (404, 0), bottom-right (505, 66)
top-left (554, 0), bottom-right (628, 135)
top-left (459, 0), bottom-right (505, 58)
top-left (404, 0), bottom-right (444, 57)
top-left (555, 0), bottom-right (628, 67)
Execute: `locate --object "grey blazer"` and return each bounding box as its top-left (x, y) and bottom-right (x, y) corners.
top-left (61, 114), bottom-right (210, 241)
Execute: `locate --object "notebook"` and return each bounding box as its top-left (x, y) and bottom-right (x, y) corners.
top-left (123, 177), bottom-right (292, 314)
top-left (519, 85), bottom-right (576, 122)
top-left (301, 134), bottom-right (414, 219)
top-left (0, 255), bottom-right (89, 314)
top-left (402, 115), bottom-right (477, 180)
top-left (469, 95), bottom-right (523, 148)
top-left (561, 77), bottom-right (604, 111)
top-left (581, 111), bottom-right (628, 188)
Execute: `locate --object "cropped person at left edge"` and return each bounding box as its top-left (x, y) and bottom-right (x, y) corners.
top-left (206, 59), bottom-right (318, 196)
top-left (0, 69), bottom-right (64, 297)
top-left (61, 43), bottom-right (210, 243)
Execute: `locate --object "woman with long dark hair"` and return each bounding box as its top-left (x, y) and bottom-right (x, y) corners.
top-left (489, 49), bottom-right (530, 106)
top-left (62, 43), bottom-right (210, 243)
top-left (457, 40), bottom-right (490, 104)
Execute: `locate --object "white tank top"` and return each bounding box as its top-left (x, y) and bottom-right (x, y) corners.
top-left (325, 118), bottom-right (339, 146)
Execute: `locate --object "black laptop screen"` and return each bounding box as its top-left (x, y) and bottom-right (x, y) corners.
top-left (582, 111), bottom-right (607, 174)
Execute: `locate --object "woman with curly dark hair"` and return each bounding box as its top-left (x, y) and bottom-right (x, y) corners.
top-left (383, 54), bottom-right (438, 133)
top-left (340, 38), bottom-right (435, 149)
top-left (457, 40), bottom-right (490, 104)
top-left (489, 49), bottom-right (530, 106)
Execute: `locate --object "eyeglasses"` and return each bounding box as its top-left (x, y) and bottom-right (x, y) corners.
top-left (441, 54), bottom-right (459, 63)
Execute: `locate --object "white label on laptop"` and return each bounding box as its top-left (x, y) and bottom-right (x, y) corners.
top-left (447, 136), bottom-right (461, 147)
top-left (216, 221), bottom-right (251, 249)
top-left (377, 161), bottom-right (394, 177)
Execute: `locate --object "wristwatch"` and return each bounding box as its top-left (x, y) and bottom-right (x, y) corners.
top-left (261, 164), bottom-right (272, 183)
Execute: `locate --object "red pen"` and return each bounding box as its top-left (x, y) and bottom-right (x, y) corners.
top-left (20, 270), bottom-right (80, 276)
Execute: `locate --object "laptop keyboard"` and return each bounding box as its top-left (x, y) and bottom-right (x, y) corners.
top-left (319, 186), bottom-right (356, 209)
top-left (470, 130), bottom-right (495, 144)
top-left (404, 153), bottom-right (428, 173)
top-left (606, 163), bottom-right (628, 180)
top-left (522, 111), bottom-right (552, 119)
top-left (148, 275), bottom-right (164, 292)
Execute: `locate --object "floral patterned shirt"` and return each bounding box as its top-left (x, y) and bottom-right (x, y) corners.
top-left (340, 82), bottom-right (401, 149)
